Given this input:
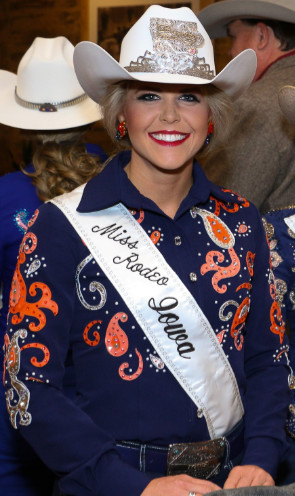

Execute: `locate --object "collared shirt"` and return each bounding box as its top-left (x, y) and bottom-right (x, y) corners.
top-left (4, 152), bottom-right (290, 496)
top-left (257, 49), bottom-right (295, 82)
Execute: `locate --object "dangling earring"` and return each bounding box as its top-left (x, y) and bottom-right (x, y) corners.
top-left (116, 121), bottom-right (128, 141)
top-left (205, 121), bottom-right (214, 145)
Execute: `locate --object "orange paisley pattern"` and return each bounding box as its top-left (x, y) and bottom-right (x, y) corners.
top-left (201, 247), bottom-right (241, 294)
top-left (270, 300), bottom-right (285, 344)
top-left (230, 297), bottom-right (250, 351)
top-left (9, 231), bottom-right (58, 332)
top-left (105, 312), bottom-right (143, 381)
top-left (20, 343), bottom-right (50, 367)
top-left (83, 320), bottom-right (102, 346)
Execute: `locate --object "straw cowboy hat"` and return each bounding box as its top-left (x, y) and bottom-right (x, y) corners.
top-left (73, 4), bottom-right (257, 104)
top-left (278, 86), bottom-right (295, 125)
top-left (0, 36), bottom-right (102, 130)
top-left (198, 0), bottom-right (295, 39)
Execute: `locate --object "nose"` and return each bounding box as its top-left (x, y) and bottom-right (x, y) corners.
top-left (159, 98), bottom-right (180, 123)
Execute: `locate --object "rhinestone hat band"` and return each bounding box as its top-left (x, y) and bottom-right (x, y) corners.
top-left (14, 87), bottom-right (87, 112)
top-left (125, 17), bottom-right (215, 80)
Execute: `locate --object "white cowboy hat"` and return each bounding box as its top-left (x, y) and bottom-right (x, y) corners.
top-left (73, 4), bottom-right (257, 103)
top-left (198, 0), bottom-right (295, 39)
top-left (278, 85), bottom-right (295, 125)
top-left (0, 36), bottom-right (102, 130)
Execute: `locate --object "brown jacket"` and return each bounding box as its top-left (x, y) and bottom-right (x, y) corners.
top-left (202, 53), bottom-right (295, 214)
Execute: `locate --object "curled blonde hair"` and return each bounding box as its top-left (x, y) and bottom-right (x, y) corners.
top-left (100, 81), bottom-right (233, 158)
top-left (22, 129), bottom-right (105, 201)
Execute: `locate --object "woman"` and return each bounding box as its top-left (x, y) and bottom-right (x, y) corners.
top-left (4, 6), bottom-right (290, 496)
top-left (0, 36), bottom-right (105, 495)
top-left (263, 84), bottom-right (295, 486)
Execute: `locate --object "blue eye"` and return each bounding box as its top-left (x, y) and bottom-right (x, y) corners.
top-left (179, 94), bottom-right (200, 102)
top-left (137, 93), bottom-right (160, 101)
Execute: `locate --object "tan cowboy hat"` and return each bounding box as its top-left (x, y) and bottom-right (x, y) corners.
top-left (278, 85), bottom-right (295, 125)
top-left (198, 0), bottom-right (295, 39)
top-left (73, 4), bottom-right (256, 103)
top-left (0, 36), bottom-right (102, 130)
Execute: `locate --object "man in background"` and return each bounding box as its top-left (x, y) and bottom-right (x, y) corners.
top-left (198, 0), bottom-right (295, 214)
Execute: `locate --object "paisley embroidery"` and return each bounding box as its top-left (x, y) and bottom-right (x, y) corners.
top-left (76, 255), bottom-right (107, 310)
top-left (4, 330), bottom-right (32, 429)
top-left (105, 312), bottom-right (143, 381)
top-left (270, 251), bottom-right (283, 268)
top-left (105, 312), bottom-right (129, 356)
top-left (27, 209), bottom-right (39, 228)
top-left (270, 300), bottom-right (285, 344)
top-left (149, 353), bottom-right (165, 369)
top-left (196, 208), bottom-right (235, 249)
top-left (230, 297), bottom-right (250, 351)
top-left (27, 259), bottom-right (41, 276)
top-left (150, 230), bottom-right (161, 244)
top-left (201, 247), bottom-right (240, 294)
top-left (210, 197), bottom-right (239, 216)
top-left (129, 208), bottom-right (144, 223)
top-left (9, 232), bottom-right (58, 332)
top-left (14, 210), bottom-right (30, 233)
top-left (221, 190), bottom-right (250, 208)
top-left (20, 342), bottom-right (50, 367)
top-left (275, 279), bottom-right (288, 307)
top-left (83, 320), bottom-right (101, 346)
top-left (119, 348), bottom-right (144, 381)
top-left (246, 252), bottom-right (255, 277)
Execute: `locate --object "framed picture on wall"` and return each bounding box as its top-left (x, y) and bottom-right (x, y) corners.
top-left (88, 0), bottom-right (200, 60)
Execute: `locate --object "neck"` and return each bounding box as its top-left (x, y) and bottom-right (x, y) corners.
top-left (255, 47), bottom-right (295, 81)
top-left (125, 156), bottom-right (194, 219)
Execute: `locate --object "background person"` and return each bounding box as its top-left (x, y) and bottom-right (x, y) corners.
top-left (198, 0), bottom-right (295, 214)
top-left (3, 6), bottom-right (290, 495)
top-left (263, 84), bottom-right (295, 486)
top-left (0, 36), bottom-right (105, 495)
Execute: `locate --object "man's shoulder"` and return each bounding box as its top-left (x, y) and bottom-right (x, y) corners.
top-left (238, 54), bottom-right (295, 102)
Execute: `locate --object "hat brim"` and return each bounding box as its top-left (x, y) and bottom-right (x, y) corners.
top-left (198, 0), bottom-right (295, 39)
top-left (74, 41), bottom-right (256, 102)
top-left (0, 70), bottom-right (102, 130)
top-left (278, 85), bottom-right (295, 125)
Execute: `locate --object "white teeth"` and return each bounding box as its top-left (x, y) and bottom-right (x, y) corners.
top-left (151, 133), bottom-right (187, 142)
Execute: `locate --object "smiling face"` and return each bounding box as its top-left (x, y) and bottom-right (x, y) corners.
top-left (118, 82), bottom-right (211, 176)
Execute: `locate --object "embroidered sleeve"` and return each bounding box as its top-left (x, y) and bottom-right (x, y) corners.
top-left (3, 203), bottom-right (152, 496)
top-left (242, 208), bottom-right (290, 475)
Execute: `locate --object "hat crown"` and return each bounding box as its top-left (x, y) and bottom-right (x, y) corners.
top-left (17, 36), bottom-right (84, 104)
top-left (119, 5), bottom-right (216, 79)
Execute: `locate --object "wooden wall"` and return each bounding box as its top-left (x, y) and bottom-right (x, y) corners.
top-left (0, 0), bottom-right (229, 175)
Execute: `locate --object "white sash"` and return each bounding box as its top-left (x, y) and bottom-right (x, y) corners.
top-left (284, 214), bottom-right (295, 234)
top-left (51, 186), bottom-right (244, 439)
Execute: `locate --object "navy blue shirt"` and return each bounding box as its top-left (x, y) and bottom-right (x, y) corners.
top-left (4, 152), bottom-right (290, 496)
top-left (0, 142), bottom-right (107, 495)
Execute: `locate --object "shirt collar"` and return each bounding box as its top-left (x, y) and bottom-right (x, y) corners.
top-left (77, 151), bottom-right (243, 215)
top-left (256, 49), bottom-right (295, 82)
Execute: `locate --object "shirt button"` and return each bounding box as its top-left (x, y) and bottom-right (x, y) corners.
top-left (190, 272), bottom-right (197, 282)
top-left (174, 236), bottom-right (182, 246)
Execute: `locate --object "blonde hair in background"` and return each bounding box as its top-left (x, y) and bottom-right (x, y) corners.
top-left (101, 81), bottom-right (233, 159)
top-left (21, 128), bottom-right (105, 202)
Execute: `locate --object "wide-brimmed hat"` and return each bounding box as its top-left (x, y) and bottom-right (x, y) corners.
top-left (278, 85), bottom-right (295, 125)
top-left (0, 36), bottom-right (102, 130)
top-left (198, 0), bottom-right (295, 39)
top-left (73, 4), bottom-right (256, 103)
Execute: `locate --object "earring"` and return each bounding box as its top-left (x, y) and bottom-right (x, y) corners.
top-left (205, 121), bottom-right (214, 145)
top-left (116, 121), bottom-right (128, 141)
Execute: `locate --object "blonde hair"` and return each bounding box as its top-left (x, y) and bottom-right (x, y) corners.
top-left (21, 129), bottom-right (105, 201)
top-left (101, 81), bottom-right (233, 158)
